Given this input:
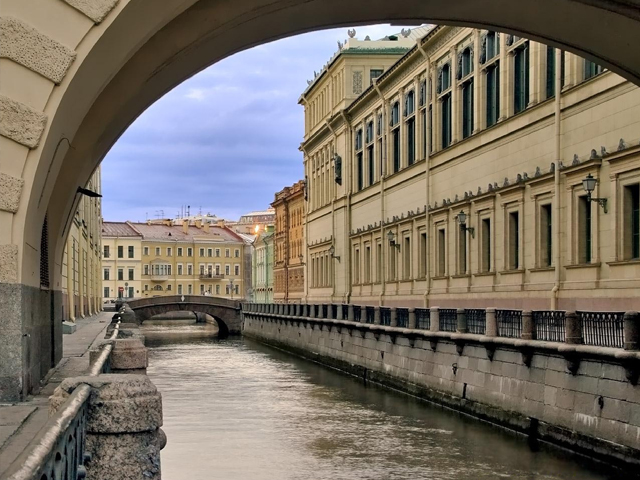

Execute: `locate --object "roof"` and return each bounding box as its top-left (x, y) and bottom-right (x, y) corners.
top-left (102, 222), bottom-right (143, 237)
top-left (126, 222), bottom-right (244, 243)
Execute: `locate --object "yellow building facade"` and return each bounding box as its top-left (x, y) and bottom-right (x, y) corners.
top-left (60, 168), bottom-right (103, 320)
top-left (302, 26), bottom-right (640, 311)
top-left (101, 222), bottom-right (144, 301)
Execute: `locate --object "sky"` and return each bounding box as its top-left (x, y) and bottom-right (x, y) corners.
top-left (101, 24), bottom-right (416, 222)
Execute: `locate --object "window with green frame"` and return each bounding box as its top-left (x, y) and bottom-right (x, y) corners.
top-left (462, 79), bottom-right (473, 139)
top-left (514, 43), bottom-right (529, 114)
top-left (486, 64), bottom-right (500, 127)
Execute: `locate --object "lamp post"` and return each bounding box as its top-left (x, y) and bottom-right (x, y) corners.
top-left (582, 173), bottom-right (608, 213)
top-left (455, 210), bottom-right (475, 238)
top-left (386, 231), bottom-right (401, 250)
top-left (329, 245), bottom-right (340, 262)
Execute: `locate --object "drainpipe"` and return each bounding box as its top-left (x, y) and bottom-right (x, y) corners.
top-left (552, 49), bottom-right (562, 310)
top-left (326, 120), bottom-right (338, 302)
top-left (374, 81), bottom-right (387, 306)
top-left (340, 110), bottom-right (352, 304)
top-left (300, 144), bottom-right (309, 303)
top-left (418, 43), bottom-right (431, 308)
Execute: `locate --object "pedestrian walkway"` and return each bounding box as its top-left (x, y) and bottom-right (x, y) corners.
top-left (0, 312), bottom-right (113, 476)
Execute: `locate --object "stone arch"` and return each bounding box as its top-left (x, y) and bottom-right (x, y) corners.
top-left (2, 0), bottom-right (640, 400)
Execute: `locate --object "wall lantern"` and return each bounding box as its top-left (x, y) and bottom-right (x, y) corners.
top-left (386, 231), bottom-right (401, 250)
top-left (329, 245), bottom-right (340, 262)
top-left (582, 173), bottom-right (608, 213)
top-left (455, 210), bottom-right (475, 238)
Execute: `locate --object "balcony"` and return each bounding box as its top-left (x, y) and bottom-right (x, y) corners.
top-left (199, 273), bottom-right (225, 280)
top-left (150, 274), bottom-right (169, 281)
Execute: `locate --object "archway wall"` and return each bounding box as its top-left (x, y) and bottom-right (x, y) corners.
top-left (1, 0), bottom-right (640, 401)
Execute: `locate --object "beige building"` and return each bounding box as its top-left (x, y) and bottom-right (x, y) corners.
top-left (61, 168), bottom-right (103, 320)
top-left (302, 26), bottom-right (640, 310)
top-left (101, 222), bottom-right (144, 300)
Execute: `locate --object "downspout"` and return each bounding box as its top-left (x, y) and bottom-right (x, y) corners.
top-left (374, 81), bottom-right (387, 306)
top-left (340, 110), bottom-right (353, 303)
top-left (418, 43), bottom-right (431, 308)
top-left (300, 144), bottom-right (309, 303)
top-left (326, 120), bottom-right (338, 302)
top-left (552, 49), bottom-right (562, 310)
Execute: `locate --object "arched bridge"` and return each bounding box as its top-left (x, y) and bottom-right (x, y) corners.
top-left (126, 296), bottom-right (242, 337)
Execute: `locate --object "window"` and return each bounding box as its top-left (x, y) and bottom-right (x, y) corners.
top-left (235, 285), bottom-right (239, 295)
top-left (370, 69), bottom-right (383, 82)
top-left (584, 60), bottom-right (603, 80)
top-left (208, 248), bottom-right (213, 257)
top-left (178, 247), bottom-right (183, 257)
top-left (578, 196), bottom-right (592, 263)
top-left (625, 184), bottom-right (640, 259)
top-left (407, 115), bottom-right (415, 165)
top-left (366, 121), bottom-right (374, 144)
top-left (460, 47), bottom-right (473, 77)
top-left (128, 246), bottom-right (134, 258)
top-left (188, 284), bottom-right (192, 294)
top-left (441, 92), bottom-right (452, 148)
top-left (144, 264), bottom-right (149, 275)
top-left (225, 284), bottom-right (230, 295)
top-left (419, 232), bottom-right (427, 278)
top-left (117, 268), bottom-right (123, 281)
top-left (481, 218), bottom-right (491, 272)
top-left (216, 285), bottom-right (220, 294)
top-left (405, 91), bottom-right (415, 116)
top-left (367, 144), bottom-right (375, 186)
top-left (225, 264), bottom-right (231, 275)
top-left (187, 264), bottom-right (193, 275)
top-left (187, 247), bottom-right (193, 257)
top-left (458, 224), bottom-right (467, 274)
top-left (178, 264), bottom-right (183, 275)
top-left (215, 248), bottom-right (221, 257)
top-left (144, 284), bottom-right (148, 291)
top-left (540, 204), bottom-right (553, 267)
top-left (167, 247), bottom-right (172, 257)
top-left (103, 268), bottom-right (109, 280)
top-left (234, 265), bottom-right (240, 275)
top-left (144, 246), bottom-right (149, 256)
top-left (353, 247), bottom-right (360, 284)
top-left (376, 241), bottom-right (382, 283)
top-left (545, 47), bottom-right (565, 98)
top-left (462, 79), bottom-right (474, 139)
top-left (357, 151), bottom-right (364, 190)
top-left (514, 43), bottom-right (529, 114)
top-left (103, 287), bottom-right (109, 298)
top-left (225, 248), bottom-right (230, 258)
top-left (486, 31), bottom-right (499, 60)
top-left (392, 128), bottom-right (400, 173)
top-left (486, 64), bottom-right (500, 127)
top-left (117, 246), bottom-right (123, 258)
top-left (403, 236), bottom-right (411, 279)
top-left (419, 80), bottom-right (427, 107)
top-left (215, 264), bottom-right (221, 275)
top-left (167, 284), bottom-right (172, 292)
top-left (388, 243), bottom-right (397, 281)
top-left (128, 268), bottom-right (134, 281)
top-left (178, 284), bottom-right (182, 295)
top-left (364, 245), bottom-right (371, 283)
top-left (199, 248), bottom-right (205, 257)
top-left (103, 245), bottom-right (110, 258)
top-left (200, 284), bottom-right (205, 295)
top-left (437, 228), bottom-right (446, 276)
top-left (235, 249), bottom-right (240, 258)
top-left (199, 264), bottom-right (205, 275)
top-left (508, 211), bottom-right (520, 269)
top-left (390, 101), bottom-right (400, 126)
top-left (155, 247), bottom-right (160, 256)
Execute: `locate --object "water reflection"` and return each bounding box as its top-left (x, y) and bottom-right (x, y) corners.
top-left (146, 328), bottom-right (628, 480)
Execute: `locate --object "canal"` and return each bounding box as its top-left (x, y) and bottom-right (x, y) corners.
top-left (145, 326), bottom-right (623, 480)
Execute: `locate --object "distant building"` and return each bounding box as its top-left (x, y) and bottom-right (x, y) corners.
top-left (61, 167), bottom-right (103, 320)
top-left (272, 181), bottom-right (305, 303)
top-left (101, 221), bottom-right (143, 300)
top-left (231, 208), bottom-right (276, 234)
top-left (252, 227), bottom-right (275, 303)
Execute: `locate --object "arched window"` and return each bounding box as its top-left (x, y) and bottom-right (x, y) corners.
top-left (461, 48), bottom-right (472, 77)
top-left (390, 101), bottom-right (400, 126)
top-left (405, 90), bottom-right (415, 116)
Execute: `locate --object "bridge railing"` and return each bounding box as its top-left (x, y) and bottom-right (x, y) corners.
top-left (241, 303), bottom-right (640, 350)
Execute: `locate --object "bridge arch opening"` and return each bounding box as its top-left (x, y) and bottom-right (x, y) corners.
top-left (3, 0), bottom-right (640, 400)
top-left (143, 310), bottom-right (231, 338)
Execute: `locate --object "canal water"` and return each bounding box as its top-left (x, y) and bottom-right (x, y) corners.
top-left (145, 326), bottom-right (624, 480)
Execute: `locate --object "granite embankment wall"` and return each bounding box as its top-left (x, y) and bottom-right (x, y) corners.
top-left (243, 310), bottom-right (640, 468)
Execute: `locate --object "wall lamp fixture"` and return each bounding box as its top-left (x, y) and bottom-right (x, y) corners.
top-left (455, 210), bottom-right (475, 238)
top-left (386, 231), bottom-right (401, 250)
top-left (329, 245), bottom-right (340, 262)
top-left (582, 173), bottom-right (608, 213)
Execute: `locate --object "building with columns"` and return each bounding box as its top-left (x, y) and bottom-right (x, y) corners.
top-left (301, 26), bottom-right (640, 310)
top-left (60, 168), bottom-right (103, 321)
top-left (272, 181), bottom-right (306, 303)
top-left (251, 228), bottom-right (275, 303)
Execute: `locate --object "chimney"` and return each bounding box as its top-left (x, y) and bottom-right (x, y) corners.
top-left (217, 220), bottom-right (225, 228)
top-left (203, 220), bottom-right (210, 233)
top-left (182, 219), bottom-right (189, 234)
top-left (195, 219), bottom-right (202, 229)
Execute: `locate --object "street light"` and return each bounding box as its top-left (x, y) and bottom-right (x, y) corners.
top-left (329, 245), bottom-right (340, 262)
top-left (387, 231), bottom-right (400, 250)
top-left (455, 210), bottom-right (475, 238)
top-left (582, 173), bottom-right (608, 213)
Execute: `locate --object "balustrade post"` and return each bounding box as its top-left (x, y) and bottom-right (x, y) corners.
top-left (374, 307), bottom-right (381, 325)
top-left (408, 308), bottom-right (416, 329)
top-left (390, 308), bottom-right (398, 327)
top-left (347, 304), bottom-right (355, 321)
top-left (430, 307), bottom-right (440, 332)
top-left (456, 308), bottom-right (468, 333)
top-left (565, 311), bottom-right (583, 344)
top-left (485, 308), bottom-right (497, 337)
top-left (50, 375), bottom-right (165, 480)
top-left (624, 311), bottom-right (640, 350)
top-left (521, 310), bottom-right (535, 340)
top-left (107, 338), bottom-right (148, 375)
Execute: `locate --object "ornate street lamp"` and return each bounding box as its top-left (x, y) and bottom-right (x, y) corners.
top-left (455, 210), bottom-right (475, 238)
top-left (329, 245), bottom-right (340, 262)
top-left (387, 231), bottom-right (401, 250)
top-left (582, 173), bottom-right (608, 213)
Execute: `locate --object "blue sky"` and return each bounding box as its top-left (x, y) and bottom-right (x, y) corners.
top-left (101, 24), bottom-right (414, 222)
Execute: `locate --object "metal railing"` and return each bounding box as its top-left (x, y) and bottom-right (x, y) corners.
top-left (579, 311), bottom-right (625, 348)
top-left (466, 309), bottom-right (486, 335)
top-left (396, 308), bottom-right (409, 328)
top-left (534, 310), bottom-right (566, 342)
top-left (415, 308), bottom-right (430, 330)
top-left (439, 308), bottom-right (457, 332)
top-left (496, 309), bottom-right (522, 338)
top-left (380, 307), bottom-right (391, 326)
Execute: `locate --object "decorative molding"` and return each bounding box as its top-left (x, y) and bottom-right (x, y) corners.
top-left (353, 71), bottom-right (363, 95)
top-left (0, 244), bottom-right (18, 283)
top-left (0, 173), bottom-right (24, 213)
top-left (63, 0), bottom-right (120, 24)
top-left (426, 27), bottom-right (462, 56)
top-left (0, 17), bottom-right (76, 84)
top-left (0, 94), bottom-right (48, 148)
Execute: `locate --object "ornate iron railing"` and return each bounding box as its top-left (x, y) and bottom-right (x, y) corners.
top-left (533, 310), bottom-right (566, 342)
top-left (396, 308), bottom-right (409, 328)
top-left (415, 308), bottom-right (430, 329)
top-left (465, 309), bottom-right (486, 335)
top-left (439, 308), bottom-right (457, 332)
top-left (365, 306), bottom-right (375, 324)
top-left (579, 311), bottom-right (625, 348)
top-left (380, 307), bottom-right (391, 326)
top-left (496, 309), bottom-right (522, 338)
